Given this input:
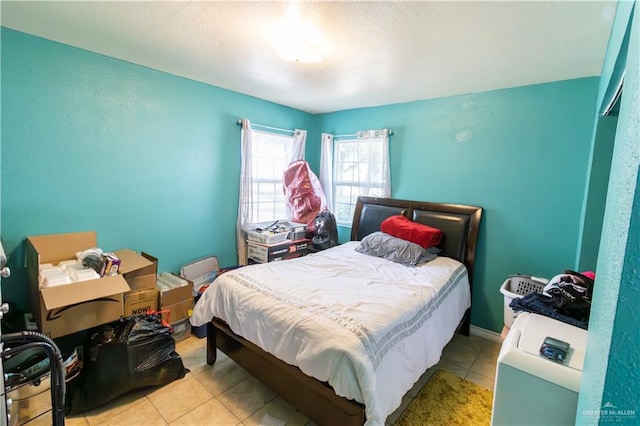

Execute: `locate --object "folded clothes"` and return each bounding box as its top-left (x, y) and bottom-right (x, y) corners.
top-left (510, 293), bottom-right (589, 330)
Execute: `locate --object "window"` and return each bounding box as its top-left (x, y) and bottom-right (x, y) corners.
top-left (332, 130), bottom-right (391, 224)
top-left (249, 130), bottom-right (292, 223)
top-left (237, 119), bottom-right (306, 264)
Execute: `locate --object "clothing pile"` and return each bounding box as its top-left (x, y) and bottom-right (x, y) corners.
top-left (510, 270), bottom-right (595, 330)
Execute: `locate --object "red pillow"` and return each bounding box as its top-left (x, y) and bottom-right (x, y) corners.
top-left (380, 215), bottom-right (443, 249)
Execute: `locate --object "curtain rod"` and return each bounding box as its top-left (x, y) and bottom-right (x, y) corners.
top-left (333, 129), bottom-right (394, 139)
top-left (236, 119), bottom-right (295, 135)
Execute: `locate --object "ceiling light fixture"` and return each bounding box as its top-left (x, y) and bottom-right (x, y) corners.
top-left (274, 34), bottom-right (323, 63)
top-left (272, 1), bottom-right (324, 63)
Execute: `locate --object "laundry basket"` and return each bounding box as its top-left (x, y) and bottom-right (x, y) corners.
top-left (500, 274), bottom-right (548, 328)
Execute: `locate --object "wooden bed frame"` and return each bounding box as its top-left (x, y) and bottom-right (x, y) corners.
top-left (206, 196), bottom-right (483, 425)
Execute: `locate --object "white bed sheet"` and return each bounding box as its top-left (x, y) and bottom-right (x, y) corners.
top-left (191, 242), bottom-right (471, 425)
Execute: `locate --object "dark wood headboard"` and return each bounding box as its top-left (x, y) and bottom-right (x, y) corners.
top-left (350, 196), bottom-right (483, 288)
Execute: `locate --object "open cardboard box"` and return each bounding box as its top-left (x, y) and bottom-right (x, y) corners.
top-left (124, 288), bottom-right (159, 317)
top-left (26, 231), bottom-right (156, 338)
top-left (159, 274), bottom-right (194, 324)
top-left (118, 249), bottom-right (157, 291)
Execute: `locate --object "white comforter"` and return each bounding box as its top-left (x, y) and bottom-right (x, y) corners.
top-left (191, 242), bottom-right (470, 425)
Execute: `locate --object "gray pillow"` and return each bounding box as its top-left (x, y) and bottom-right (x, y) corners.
top-left (355, 231), bottom-right (440, 266)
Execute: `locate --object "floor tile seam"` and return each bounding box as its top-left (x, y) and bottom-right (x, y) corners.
top-left (223, 389), bottom-right (281, 424)
top-left (469, 363), bottom-right (497, 380)
top-left (442, 353), bottom-right (480, 370)
top-left (468, 353), bottom-right (497, 371)
top-left (447, 339), bottom-right (483, 351)
top-left (165, 395), bottom-right (239, 426)
top-left (464, 368), bottom-right (495, 383)
top-left (144, 394), bottom-right (174, 425)
top-left (476, 348), bottom-right (500, 360)
top-left (88, 393), bottom-right (150, 425)
top-left (240, 391), bottom-right (281, 423)
top-left (191, 367), bottom-right (247, 397)
top-left (149, 389), bottom-right (216, 424)
top-left (442, 348), bottom-right (477, 359)
top-left (215, 390), bottom-right (254, 423)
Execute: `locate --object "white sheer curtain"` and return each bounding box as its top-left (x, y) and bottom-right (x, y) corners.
top-left (288, 129), bottom-right (306, 163)
top-left (319, 133), bottom-right (334, 211)
top-left (236, 121), bottom-right (306, 264)
top-left (359, 129), bottom-right (391, 198)
top-left (320, 129), bottom-right (390, 224)
top-left (237, 118), bottom-right (254, 265)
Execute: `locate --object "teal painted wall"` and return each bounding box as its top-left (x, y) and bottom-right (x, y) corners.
top-left (577, 114), bottom-right (617, 272)
top-left (0, 26), bottom-right (609, 336)
top-left (577, 1), bottom-right (640, 422)
top-left (316, 78), bottom-right (599, 332)
top-left (0, 28), bottom-right (315, 308)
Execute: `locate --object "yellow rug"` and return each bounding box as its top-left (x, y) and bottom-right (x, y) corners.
top-left (396, 369), bottom-right (494, 426)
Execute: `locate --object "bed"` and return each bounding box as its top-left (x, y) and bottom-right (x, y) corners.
top-left (190, 196), bottom-right (482, 425)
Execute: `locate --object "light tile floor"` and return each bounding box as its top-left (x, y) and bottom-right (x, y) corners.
top-left (20, 332), bottom-right (501, 425)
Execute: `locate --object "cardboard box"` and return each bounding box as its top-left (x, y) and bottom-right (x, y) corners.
top-left (247, 239), bottom-right (310, 264)
top-left (124, 288), bottom-right (159, 317)
top-left (160, 298), bottom-right (194, 324)
top-left (117, 250), bottom-right (157, 291)
top-left (25, 231), bottom-right (152, 338)
top-left (158, 274), bottom-right (194, 323)
top-left (158, 281), bottom-right (193, 306)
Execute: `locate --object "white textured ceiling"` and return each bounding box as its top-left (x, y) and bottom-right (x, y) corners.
top-left (1, 1), bottom-right (616, 114)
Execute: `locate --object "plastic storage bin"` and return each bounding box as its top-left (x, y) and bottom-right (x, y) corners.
top-left (192, 292), bottom-right (207, 338)
top-left (500, 274), bottom-right (548, 328)
top-left (180, 255), bottom-right (220, 338)
top-left (171, 318), bottom-right (191, 342)
top-left (246, 229), bottom-right (289, 244)
top-left (246, 220), bottom-right (306, 244)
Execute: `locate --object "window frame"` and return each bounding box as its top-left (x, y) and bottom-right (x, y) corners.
top-left (332, 135), bottom-right (389, 226)
top-left (248, 129), bottom-right (294, 223)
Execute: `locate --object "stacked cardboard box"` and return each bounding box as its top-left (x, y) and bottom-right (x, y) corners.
top-left (121, 250), bottom-right (159, 316)
top-left (26, 231), bottom-right (157, 338)
top-left (247, 238), bottom-right (310, 264)
top-left (158, 274), bottom-right (194, 328)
